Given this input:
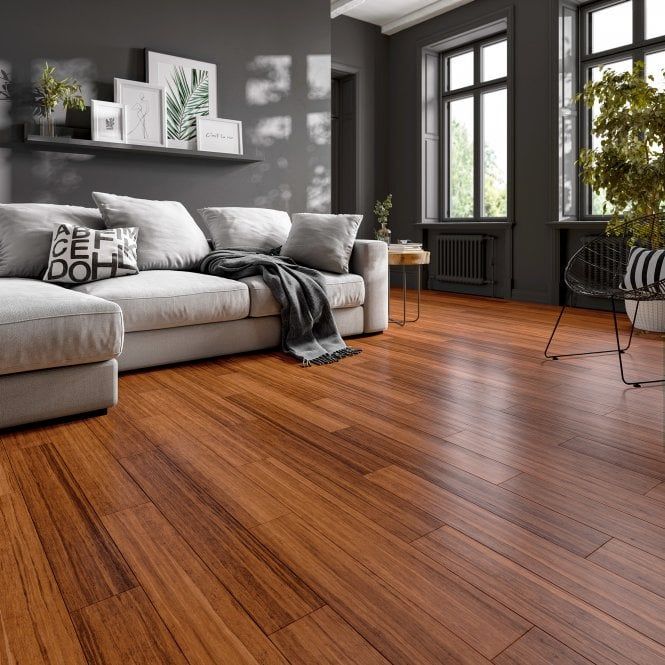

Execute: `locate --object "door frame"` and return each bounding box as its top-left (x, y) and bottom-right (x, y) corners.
top-left (331, 61), bottom-right (362, 214)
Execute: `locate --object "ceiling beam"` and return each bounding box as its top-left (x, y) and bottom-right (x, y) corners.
top-left (331, 0), bottom-right (368, 19)
top-left (381, 0), bottom-right (475, 35)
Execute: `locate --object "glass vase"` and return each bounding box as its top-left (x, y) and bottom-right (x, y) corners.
top-left (39, 113), bottom-right (55, 138)
top-left (376, 223), bottom-right (392, 244)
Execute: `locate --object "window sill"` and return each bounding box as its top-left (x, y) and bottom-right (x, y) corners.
top-left (415, 220), bottom-right (513, 229)
top-left (548, 220), bottom-right (607, 229)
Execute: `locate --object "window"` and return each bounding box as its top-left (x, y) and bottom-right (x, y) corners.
top-left (580, 0), bottom-right (665, 217)
top-left (442, 36), bottom-right (509, 220)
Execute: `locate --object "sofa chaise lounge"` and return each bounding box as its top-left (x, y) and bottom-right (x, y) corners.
top-left (0, 240), bottom-right (388, 429)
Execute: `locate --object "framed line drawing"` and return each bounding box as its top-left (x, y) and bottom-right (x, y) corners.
top-left (146, 50), bottom-right (217, 149)
top-left (114, 78), bottom-right (167, 147)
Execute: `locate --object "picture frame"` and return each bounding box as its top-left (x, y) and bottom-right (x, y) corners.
top-left (90, 100), bottom-right (126, 144)
top-left (146, 50), bottom-right (218, 149)
top-left (196, 117), bottom-right (243, 154)
top-left (114, 78), bottom-right (167, 148)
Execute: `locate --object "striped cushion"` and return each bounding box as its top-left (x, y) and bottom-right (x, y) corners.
top-left (621, 246), bottom-right (665, 293)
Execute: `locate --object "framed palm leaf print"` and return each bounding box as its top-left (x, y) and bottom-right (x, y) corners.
top-left (146, 50), bottom-right (218, 149)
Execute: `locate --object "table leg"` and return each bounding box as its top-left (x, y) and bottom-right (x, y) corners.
top-left (389, 265), bottom-right (423, 326)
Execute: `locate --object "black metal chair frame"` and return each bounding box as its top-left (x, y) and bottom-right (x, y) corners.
top-left (544, 214), bottom-right (665, 388)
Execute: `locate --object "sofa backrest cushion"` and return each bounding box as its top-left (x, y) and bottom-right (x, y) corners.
top-left (281, 213), bottom-right (362, 274)
top-left (0, 203), bottom-right (104, 278)
top-left (198, 207), bottom-right (291, 251)
top-left (93, 192), bottom-right (210, 271)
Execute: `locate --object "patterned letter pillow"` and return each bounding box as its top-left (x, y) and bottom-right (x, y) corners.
top-left (622, 246), bottom-right (665, 293)
top-left (44, 223), bottom-right (139, 284)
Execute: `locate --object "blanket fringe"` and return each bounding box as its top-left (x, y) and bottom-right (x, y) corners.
top-left (301, 347), bottom-right (362, 367)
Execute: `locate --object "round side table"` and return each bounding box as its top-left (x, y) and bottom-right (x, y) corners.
top-left (388, 250), bottom-right (431, 326)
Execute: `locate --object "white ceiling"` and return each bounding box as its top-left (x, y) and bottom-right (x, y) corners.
top-left (331, 0), bottom-right (475, 35)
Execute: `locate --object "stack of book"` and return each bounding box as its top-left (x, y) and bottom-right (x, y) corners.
top-left (388, 242), bottom-right (423, 252)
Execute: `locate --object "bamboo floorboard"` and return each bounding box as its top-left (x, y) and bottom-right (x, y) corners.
top-left (1, 290), bottom-right (664, 664)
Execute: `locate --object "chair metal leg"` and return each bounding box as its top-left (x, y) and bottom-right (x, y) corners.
top-left (611, 298), bottom-right (665, 388)
top-left (544, 293), bottom-right (633, 360)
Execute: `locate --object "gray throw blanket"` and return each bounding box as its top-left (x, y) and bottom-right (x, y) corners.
top-left (200, 249), bottom-right (361, 366)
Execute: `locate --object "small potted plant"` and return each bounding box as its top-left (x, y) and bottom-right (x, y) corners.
top-left (374, 193), bottom-right (393, 244)
top-left (578, 61), bottom-right (665, 331)
top-left (34, 62), bottom-right (86, 137)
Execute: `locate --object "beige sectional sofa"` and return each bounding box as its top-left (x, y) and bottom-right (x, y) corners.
top-left (0, 240), bottom-right (388, 429)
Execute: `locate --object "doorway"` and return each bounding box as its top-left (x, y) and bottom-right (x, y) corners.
top-left (331, 70), bottom-right (357, 214)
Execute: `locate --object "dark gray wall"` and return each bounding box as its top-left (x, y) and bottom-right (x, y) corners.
top-left (332, 16), bottom-right (390, 239)
top-left (0, 0), bottom-right (332, 223)
top-left (388, 0), bottom-right (559, 303)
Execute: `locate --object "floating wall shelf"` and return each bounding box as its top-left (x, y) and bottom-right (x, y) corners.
top-left (23, 126), bottom-right (262, 164)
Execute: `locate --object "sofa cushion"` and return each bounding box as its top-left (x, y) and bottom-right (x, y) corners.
top-left (72, 271), bottom-right (249, 332)
top-left (93, 192), bottom-right (210, 271)
top-left (198, 207), bottom-right (291, 251)
top-left (0, 279), bottom-right (123, 376)
top-left (0, 203), bottom-right (105, 279)
top-left (241, 271), bottom-right (365, 318)
top-left (281, 213), bottom-right (362, 274)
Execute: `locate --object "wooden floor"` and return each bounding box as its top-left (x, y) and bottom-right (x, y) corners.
top-left (1, 291), bottom-right (664, 664)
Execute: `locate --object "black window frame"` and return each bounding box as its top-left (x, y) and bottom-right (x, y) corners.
top-left (440, 34), bottom-right (510, 222)
top-left (579, 0), bottom-right (665, 219)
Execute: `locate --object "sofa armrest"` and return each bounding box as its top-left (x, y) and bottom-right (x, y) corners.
top-left (351, 240), bottom-right (388, 333)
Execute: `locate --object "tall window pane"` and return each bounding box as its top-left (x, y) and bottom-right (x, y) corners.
top-left (590, 58), bottom-right (632, 214)
top-left (589, 1), bottom-right (633, 54)
top-left (482, 89), bottom-right (508, 217)
top-left (645, 0), bottom-right (665, 39)
top-left (646, 49), bottom-right (665, 89)
top-left (447, 51), bottom-right (474, 91)
top-left (481, 40), bottom-right (507, 82)
top-left (448, 97), bottom-right (474, 218)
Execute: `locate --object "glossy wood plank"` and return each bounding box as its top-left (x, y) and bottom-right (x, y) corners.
top-left (231, 416), bottom-right (440, 541)
top-left (8, 443), bottom-right (136, 611)
top-left (254, 513), bottom-right (491, 664)
top-left (0, 493), bottom-right (86, 664)
top-left (415, 526), bottom-right (665, 665)
top-left (121, 450), bottom-right (323, 633)
top-left (445, 427), bottom-right (661, 495)
top-left (500, 472), bottom-right (665, 561)
top-left (71, 587), bottom-right (187, 665)
top-left (48, 421), bottom-right (148, 515)
top-left (270, 606), bottom-right (390, 665)
top-left (244, 458), bottom-right (531, 658)
top-left (368, 466), bottom-right (665, 645)
top-left (103, 503), bottom-right (287, 664)
top-left (588, 539), bottom-right (665, 599)
top-left (646, 482), bottom-right (665, 503)
top-left (493, 627), bottom-right (594, 665)
top-left (84, 409), bottom-right (155, 460)
top-left (134, 414), bottom-right (288, 528)
top-left (561, 436), bottom-right (665, 479)
top-left (340, 426), bottom-right (610, 556)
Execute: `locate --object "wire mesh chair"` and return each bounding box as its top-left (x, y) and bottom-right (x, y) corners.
top-left (544, 214), bottom-right (665, 387)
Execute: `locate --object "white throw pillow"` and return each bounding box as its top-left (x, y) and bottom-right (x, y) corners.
top-left (0, 203), bottom-right (104, 278)
top-left (281, 213), bottom-right (362, 274)
top-left (93, 192), bottom-right (210, 271)
top-left (43, 223), bottom-right (139, 284)
top-left (198, 207), bottom-right (291, 251)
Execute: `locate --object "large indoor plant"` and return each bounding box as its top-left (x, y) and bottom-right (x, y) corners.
top-left (578, 61), bottom-right (665, 331)
top-left (34, 62), bottom-right (86, 137)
